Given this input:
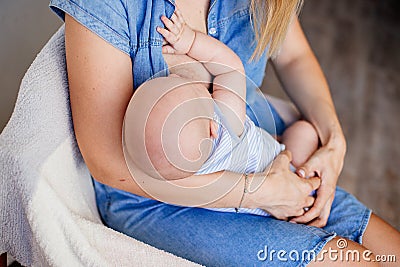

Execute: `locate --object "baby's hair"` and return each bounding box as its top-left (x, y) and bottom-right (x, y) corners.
top-left (250, 0), bottom-right (304, 59)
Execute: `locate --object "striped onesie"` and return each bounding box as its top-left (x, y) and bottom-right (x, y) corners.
top-left (196, 103), bottom-right (286, 216)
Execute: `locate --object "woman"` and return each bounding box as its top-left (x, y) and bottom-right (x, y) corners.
top-left (50, 0), bottom-right (400, 265)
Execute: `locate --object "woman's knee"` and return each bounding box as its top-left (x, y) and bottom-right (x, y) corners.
top-left (308, 237), bottom-right (379, 266)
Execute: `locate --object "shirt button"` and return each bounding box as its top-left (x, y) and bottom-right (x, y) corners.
top-left (208, 27), bottom-right (217, 35)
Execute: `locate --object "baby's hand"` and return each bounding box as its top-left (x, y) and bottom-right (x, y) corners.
top-left (157, 8), bottom-right (195, 54)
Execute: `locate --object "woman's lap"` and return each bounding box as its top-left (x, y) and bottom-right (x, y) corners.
top-left (93, 179), bottom-right (371, 266)
top-left (323, 187), bottom-right (371, 244)
top-left (93, 97), bottom-right (371, 266)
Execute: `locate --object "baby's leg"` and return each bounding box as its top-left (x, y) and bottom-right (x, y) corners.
top-left (281, 120), bottom-right (319, 168)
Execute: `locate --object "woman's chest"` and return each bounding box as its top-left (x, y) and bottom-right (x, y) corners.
top-left (129, 0), bottom-right (267, 89)
top-left (174, 0), bottom-right (209, 33)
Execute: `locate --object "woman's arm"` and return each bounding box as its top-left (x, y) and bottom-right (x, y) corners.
top-left (65, 14), bottom-right (143, 194)
top-left (65, 14), bottom-right (320, 216)
top-left (271, 18), bottom-right (347, 226)
top-left (64, 14), bottom-right (242, 205)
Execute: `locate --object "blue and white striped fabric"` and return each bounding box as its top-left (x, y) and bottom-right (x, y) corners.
top-left (196, 103), bottom-right (285, 217)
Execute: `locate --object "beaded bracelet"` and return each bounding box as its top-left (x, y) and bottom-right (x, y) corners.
top-left (235, 173), bottom-right (249, 213)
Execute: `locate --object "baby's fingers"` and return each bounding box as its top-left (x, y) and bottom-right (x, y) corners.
top-left (161, 15), bottom-right (180, 35)
top-left (162, 45), bottom-right (175, 54)
top-left (156, 26), bottom-right (178, 44)
top-left (173, 8), bottom-right (185, 25)
top-left (170, 13), bottom-right (183, 30)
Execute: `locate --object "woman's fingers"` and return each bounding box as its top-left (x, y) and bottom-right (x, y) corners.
top-left (291, 146), bottom-right (339, 225)
top-left (307, 195), bottom-right (334, 227)
top-left (295, 208), bottom-right (306, 217)
top-left (307, 176), bottom-right (321, 192)
top-left (273, 150), bottom-right (292, 170)
top-left (305, 195), bottom-right (316, 208)
top-left (294, 143), bottom-right (342, 225)
top-left (288, 188), bottom-right (317, 223)
top-left (274, 214), bottom-right (289, 221)
top-left (296, 150), bottom-right (322, 178)
top-left (291, 182), bottom-right (334, 224)
top-left (291, 199), bottom-right (324, 224)
top-left (257, 151), bottom-right (323, 221)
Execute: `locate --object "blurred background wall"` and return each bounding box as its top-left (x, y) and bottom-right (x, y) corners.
top-left (263, 0), bottom-right (400, 229)
top-left (0, 0), bottom-right (62, 129)
top-left (0, 0), bottom-right (399, 233)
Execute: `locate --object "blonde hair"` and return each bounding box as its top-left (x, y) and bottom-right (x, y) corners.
top-left (250, 0), bottom-right (304, 59)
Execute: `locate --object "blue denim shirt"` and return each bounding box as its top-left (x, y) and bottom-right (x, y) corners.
top-left (50, 0), bottom-right (284, 135)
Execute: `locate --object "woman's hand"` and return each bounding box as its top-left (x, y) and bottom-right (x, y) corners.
top-left (270, 18), bottom-right (347, 226)
top-left (243, 150), bottom-right (321, 221)
top-left (290, 134), bottom-right (346, 227)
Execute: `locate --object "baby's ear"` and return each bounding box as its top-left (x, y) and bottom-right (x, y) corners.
top-left (210, 120), bottom-right (218, 139)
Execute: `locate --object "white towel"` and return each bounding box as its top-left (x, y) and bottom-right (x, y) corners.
top-left (0, 25), bottom-right (199, 267)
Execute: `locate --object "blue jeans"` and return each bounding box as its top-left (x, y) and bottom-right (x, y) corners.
top-left (93, 181), bottom-right (371, 267)
top-left (93, 99), bottom-right (371, 266)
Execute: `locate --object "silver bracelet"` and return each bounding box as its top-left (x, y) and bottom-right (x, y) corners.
top-left (235, 173), bottom-right (249, 213)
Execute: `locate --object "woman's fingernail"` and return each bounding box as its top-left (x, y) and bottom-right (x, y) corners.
top-left (298, 169), bottom-right (306, 177)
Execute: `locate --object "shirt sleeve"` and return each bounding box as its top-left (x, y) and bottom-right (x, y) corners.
top-left (49, 0), bottom-right (131, 55)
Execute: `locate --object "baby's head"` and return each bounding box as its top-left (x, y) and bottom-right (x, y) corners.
top-left (123, 76), bottom-right (218, 181)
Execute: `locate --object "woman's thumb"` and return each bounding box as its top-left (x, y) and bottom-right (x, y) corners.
top-left (297, 158), bottom-right (318, 178)
top-left (275, 150), bottom-right (292, 166)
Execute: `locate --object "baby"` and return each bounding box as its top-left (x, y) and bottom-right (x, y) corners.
top-left (123, 8), bottom-right (318, 216)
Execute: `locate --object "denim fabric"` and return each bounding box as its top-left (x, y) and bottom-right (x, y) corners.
top-left (93, 179), bottom-right (371, 266)
top-left (247, 91), bottom-right (287, 136)
top-left (50, 1), bottom-right (372, 265)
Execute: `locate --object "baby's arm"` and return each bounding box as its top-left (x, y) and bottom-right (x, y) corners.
top-left (157, 8), bottom-right (246, 136)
